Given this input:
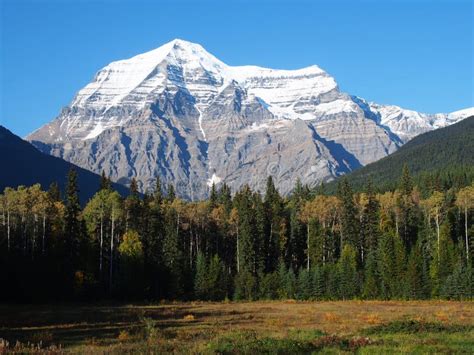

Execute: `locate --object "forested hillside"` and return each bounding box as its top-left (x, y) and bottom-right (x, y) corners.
top-left (325, 116), bottom-right (474, 193)
top-left (1, 165), bottom-right (472, 302)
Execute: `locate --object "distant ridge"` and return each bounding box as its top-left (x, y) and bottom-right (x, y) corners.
top-left (326, 116), bottom-right (474, 192)
top-left (0, 126), bottom-right (128, 203)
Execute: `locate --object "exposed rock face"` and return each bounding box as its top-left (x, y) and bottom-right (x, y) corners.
top-left (27, 39), bottom-right (473, 199)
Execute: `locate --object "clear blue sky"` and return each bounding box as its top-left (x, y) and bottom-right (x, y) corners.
top-left (1, 0), bottom-right (472, 137)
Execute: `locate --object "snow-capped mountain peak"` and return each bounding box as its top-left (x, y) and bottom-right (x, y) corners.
top-left (27, 39), bottom-right (473, 199)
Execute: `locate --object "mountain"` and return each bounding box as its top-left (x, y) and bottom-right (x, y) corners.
top-left (0, 126), bottom-right (128, 202)
top-left (26, 39), bottom-right (473, 199)
top-left (325, 116), bottom-right (474, 192)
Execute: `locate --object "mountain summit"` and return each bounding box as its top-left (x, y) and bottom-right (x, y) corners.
top-left (27, 39), bottom-right (473, 198)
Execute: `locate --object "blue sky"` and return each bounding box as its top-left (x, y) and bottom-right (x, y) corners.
top-left (1, 0), bottom-right (472, 137)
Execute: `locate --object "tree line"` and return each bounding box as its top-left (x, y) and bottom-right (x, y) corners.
top-left (0, 166), bottom-right (472, 302)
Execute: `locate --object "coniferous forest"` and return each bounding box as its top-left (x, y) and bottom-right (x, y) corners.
top-left (1, 166), bottom-right (473, 303)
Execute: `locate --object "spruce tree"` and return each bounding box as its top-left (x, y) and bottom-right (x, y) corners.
top-left (65, 169), bottom-right (82, 261)
top-left (99, 171), bottom-right (111, 191)
top-left (311, 266), bottom-right (326, 300)
top-left (398, 165), bottom-right (419, 251)
top-left (337, 245), bottom-right (358, 299)
top-left (297, 268), bottom-right (312, 300)
top-left (209, 182), bottom-right (218, 208)
top-left (406, 244), bottom-right (424, 299)
top-left (362, 251), bottom-right (380, 299)
top-left (194, 252), bottom-right (208, 300)
top-left (337, 178), bottom-right (359, 254)
top-left (362, 179), bottom-right (380, 258)
top-left (167, 184), bottom-right (176, 202)
top-left (64, 169), bottom-right (84, 295)
top-left (125, 178), bottom-right (141, 232)
top-left (48, 182), bottom-right (61, 202)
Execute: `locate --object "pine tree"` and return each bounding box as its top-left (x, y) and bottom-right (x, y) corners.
top-left (362, 251), bottom-right (379, 299)
top-left (167, 184), bottom-right (176, 202)
top-left (64, 170), bottom-right (82, 260)
top-left (194, 252), bottom-right (208, 300)
top-left (362, 179), bottom-right (380, 258)
top-left (218, 183), bottom-right (232, 214)
top-left (99, 171), bottom-right (111, 191)
top-left (311, 266), bottom-right (326, 300)
top-left (208, 254), bottom-right (226, 300)
top-left (297, 268), bottom-right (312, 300)
top-left (234, 270), bottom-right (256, 300)
top-left (398, 165), bottom-right (419, 251)
top-left (125, 178), bottom-right (141, 232)
top-left (209, 183), bottom-right (218, 209)
top-left (337, 178), bottom-right (359, 254)
top-left (143, 178), bottom-right (165, 298)
top-left (378, 232), bottom-right (406, 298)
top-left (48, 182), bottom-right (61, 202)
top-left (162, 200), bottom-right (185, 298)
top-left (64, 169), bottom-right (84, 295)
top-left (264, 176), bottom-right (283, 272)
top-left (337, 245), bottom-right (358, 299)
top-left (405, 243), bottom-right (425, 299)
top-left (285, 267), bottom-right (297, 299)
top-left (258, 271), bottom-right (279, 299)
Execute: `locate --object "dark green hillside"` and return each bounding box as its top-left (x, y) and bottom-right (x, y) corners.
top-left (326, 116), bottom-right (474, 193)
top-left (0, 125), bottom-right (128, 202)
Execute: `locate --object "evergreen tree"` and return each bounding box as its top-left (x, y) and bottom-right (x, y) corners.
top-left (194, 252), bottom-right (208, 299)
top-left (296, 268), bottom-right (312, 300)
top-left (311, 266), bottom-right (326, 300)
top-left (337, 178), bottom-right (359, 255)
top-left (398, 165), bottom-right (419, 251)
top-left (378, 232), bottom-right (406, 298)
top-left (208, 254), bottom-right (226, 300)
top-left (209, 182), bottom-right (218, 208)
top-left (258, 271), bottom-right (279, 299)
top-left (405, 244), bottom-right (425, 299)
top-left (362, 251), bottom-right (380, 299)
top-left (234, 270), bottom-right (256, 300)
top-left (48, 182), bottom-right (61, 202)
top-left (167, 184), bottom-right (176, 202)
top-left (264, 176), bottom-right (283, 272)
top-left (337, 245), bottom-right (358, 299)
top-left (285, 267), bottom-right (297, 299)
top-left (125, 178), bottom-right (141, 232)
top-left (143, 178), bottom-right (165, 298)
top-left (99, 171), bottom-right (111, 191)
top-left (64, 169), bottom-right (85, 296)
top-left (361, 179), bottom-right (380, 259)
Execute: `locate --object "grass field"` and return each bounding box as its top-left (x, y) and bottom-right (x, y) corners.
top-left (1, 300), bottom-right (473, 353)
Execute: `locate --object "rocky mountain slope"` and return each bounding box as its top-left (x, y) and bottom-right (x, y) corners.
top-left (0, 126), bottom-right (128, 203)
top-left (27, 39), bottom-right (473, 199)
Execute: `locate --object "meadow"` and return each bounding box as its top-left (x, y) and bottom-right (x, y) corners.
top-left (0, 300), bottom-right (473, 353)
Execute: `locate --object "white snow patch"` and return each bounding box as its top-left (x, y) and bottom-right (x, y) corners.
top-left (196, 106), bottom-right (206, 140)
top-left (207, 173), bottom-right (222, 187)
top-left (83, 122), bottom-right (105, 140)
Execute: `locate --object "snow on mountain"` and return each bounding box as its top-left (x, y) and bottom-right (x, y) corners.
top-left (26, 39), bottom-right (473, 198)
top-left (368, 102), bottom-right (472, 142)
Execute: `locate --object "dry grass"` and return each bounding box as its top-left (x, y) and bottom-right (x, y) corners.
top-left (0, 300), bottom-right (472, 353)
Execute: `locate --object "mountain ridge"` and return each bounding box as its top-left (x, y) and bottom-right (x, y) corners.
top-left (26, 39), bottom-right (473, 199)
top-left (325, 115), bottom-right (474, 193)
top-left (0, 126), bottom-right (128, 203)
